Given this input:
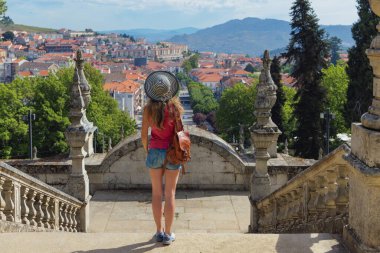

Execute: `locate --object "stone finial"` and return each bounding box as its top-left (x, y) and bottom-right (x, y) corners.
top-left (319, 148), bottom-right (323, 160)
top-left (239, 123), bottom-right (245, 149)
top-left (32, 146), bottom-right (38, 160)
top-left (74, 50), bottom-right (91, 109)
top-left (108, 137), bottom-right (112, 151)
top-left (253, 50), bottom-right (279, 131)
top-left (67, 71), bottom-right (85, 130)
top-left (284, 139), bottom-right (289, 155)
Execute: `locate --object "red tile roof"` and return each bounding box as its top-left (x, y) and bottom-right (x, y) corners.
top-left (103, 79), bottom-right (141, 93)
top-left (39, 70), bottom-right (49, 76)
top-left (19, 71), bottom-right (32, 77)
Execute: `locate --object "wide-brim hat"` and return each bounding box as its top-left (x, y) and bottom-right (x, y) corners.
top-left (144, 71), bottom-right (179, 102)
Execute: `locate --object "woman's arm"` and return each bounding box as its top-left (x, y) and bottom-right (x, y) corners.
top-left (141, 107), bottom-right (149, 153)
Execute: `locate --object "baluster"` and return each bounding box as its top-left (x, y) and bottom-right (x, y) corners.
top-left (42, 196), bottom-right (51, 229)
top-left (27, 190), bottom-right (37, 226)
top-left (59, 202), bottom-right (64, 231)
top-left (3, 180), bottom-right (14, 222)
top-left (63, 203), bottom-right (69, 231)
top-left (76, 207), bottom-right (81, 232)
top-left (48, 198), bottom-right (56, 229)
top-left (72, 207), bottom-right (78, 232)
top-left (293, 187), bottom-right (304, 232)
top-left (67, 205), bottom-right (74, 232)
top-left (315, 175), bottom-right (327, 215)
top-left (0, 176), bottom-right (6, 221)
top-left (315, 175), bottom-right (327, 232)
top-left (35, 193), bottom-right (44, 227)
top-left (21, 186), bottom-right (30, 225)
top-left (275, 197), bottom-right (283, 231)
top-left (268, 199), bottom-right (275, 232)
top-left (307, 179), bottom-right (318, 224)
top-left (12, 182), bottom-right (21, 223)
top-left (324, 169), bottom-right (338, 217)
top-left (278, 195), bottom-right (287, 232)
top-left (336, 166), bottom-right (349, 214)
top-left (285, 192), bottom-right (294, 231)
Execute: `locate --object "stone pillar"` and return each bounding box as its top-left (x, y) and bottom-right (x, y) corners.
top-left (343, 1), bottom-right (380, 252)
top-left (64, 50), bottom-right (96, 232)
top-left (249, 50), bottom-right (281, 232)
top-left (74, 50), bottom-right (97, 157)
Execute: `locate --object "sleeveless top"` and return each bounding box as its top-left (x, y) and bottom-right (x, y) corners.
top-left (149, 105), bottom-right (175, 150)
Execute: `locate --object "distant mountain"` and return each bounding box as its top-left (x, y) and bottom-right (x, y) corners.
top-left (168, 18), bottom-right (353, 55)
top-left (100, 27), bottom-right (199, 42)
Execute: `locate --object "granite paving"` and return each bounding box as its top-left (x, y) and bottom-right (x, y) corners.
top-left (89, 190), bottom-right (250, 233)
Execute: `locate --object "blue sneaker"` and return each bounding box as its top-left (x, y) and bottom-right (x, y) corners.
top-left (155, 231), bottom-right (164, 242)
top-left (163, 233), bottom-right (175, 245)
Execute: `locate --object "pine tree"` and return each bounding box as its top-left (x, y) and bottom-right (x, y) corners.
top-left (329, 36), bottom-right (342, 65)
top-left (270, 56), bottom-right (286, 142)
top-left (345, 0), bottom-right (380, 126)
top-left (284, 0), bottom-right (329, 159)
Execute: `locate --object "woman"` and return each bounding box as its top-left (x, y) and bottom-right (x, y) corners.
top-left (141, 71), bottom-right (184, 245)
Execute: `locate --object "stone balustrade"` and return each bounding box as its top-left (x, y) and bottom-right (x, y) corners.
top-left (0, 162), bottom-right (83, 232)
top-left (255, 145), bottom-right (350, 234)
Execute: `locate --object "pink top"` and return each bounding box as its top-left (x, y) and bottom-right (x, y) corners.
top-left (148, 106), bottom-right (175, 149)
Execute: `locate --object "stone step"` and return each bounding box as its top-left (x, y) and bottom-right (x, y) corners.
top-left (0, 232), bottom-right (347, 253)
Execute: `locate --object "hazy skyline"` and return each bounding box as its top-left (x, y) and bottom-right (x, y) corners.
top-left (8, 0), bottom-right (358, 31)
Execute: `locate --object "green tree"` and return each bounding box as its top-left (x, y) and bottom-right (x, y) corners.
top-left (244, 63), bottom-right (255, 73)
top-left (0, 82), bottom-right (30, 158)
top-left (0, 64), bottom-right (136, 158)
top-left (188, 82), bottom-right (218, 114)
top-left (329, 36), bottom-right (342, 65)
top-left (182, 54), bottom-right (199, 74)
top-left (270, 56), bottom-right (286, 141)
top-left (345, 0), bottom-right (380, 126)
top-left (0, 0), bottom-right (7, 16)
top-left (2, 31), bottom-right (14, 41)
top-left (284, 0), bottom-right (329, 159)
top-left (321, 61), bottom-right (349, 134)
top-left (1, 16), bottom-right (13, 26)
top-left (282, 86), bottom-right (297, 142)
top-left (216, 83), bottom-right (256, 142)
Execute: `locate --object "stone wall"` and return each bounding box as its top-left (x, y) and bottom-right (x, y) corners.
top-left (87, 127), bottom-right (249, 192)
top-left (3, 127), bottom-right (314, 194)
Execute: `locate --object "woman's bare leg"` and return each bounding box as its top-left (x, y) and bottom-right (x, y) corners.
top-left (164, 169), bottom-right (180, 234)
top-left (150, 168), bottom-right (165, 233)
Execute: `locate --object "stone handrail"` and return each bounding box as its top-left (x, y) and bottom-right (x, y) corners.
top-left (0, 162), bottom-right (83, 232)
top-left (254, 145), bottom-right (350, 234)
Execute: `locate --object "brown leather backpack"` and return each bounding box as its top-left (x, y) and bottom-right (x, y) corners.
top-left (165, 104), bottom-right (191, 174)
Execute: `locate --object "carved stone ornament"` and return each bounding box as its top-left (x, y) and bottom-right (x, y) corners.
top-left (363, 0), bottom-right (380, 130)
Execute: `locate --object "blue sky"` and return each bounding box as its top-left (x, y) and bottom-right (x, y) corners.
top-left (7, 0), bottom-right (358, 31)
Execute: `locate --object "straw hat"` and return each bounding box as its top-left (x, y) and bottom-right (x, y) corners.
top-left (144, 71), bottom-right (179, 102)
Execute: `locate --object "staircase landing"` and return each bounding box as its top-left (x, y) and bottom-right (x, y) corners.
top-left (0, 190), bottom-right (347, 252)
top-left (90, 190), bottom-right (250, 233)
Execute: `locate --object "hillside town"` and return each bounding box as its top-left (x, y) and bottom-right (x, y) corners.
top-left (0, 28), bottom-right (295, 122)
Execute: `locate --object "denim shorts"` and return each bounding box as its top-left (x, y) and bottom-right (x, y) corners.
top-left (146, 148), bottom-right (182, 170)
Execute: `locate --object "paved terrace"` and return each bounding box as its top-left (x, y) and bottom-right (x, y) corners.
top-left (90, 190), bottom-right (250, 233)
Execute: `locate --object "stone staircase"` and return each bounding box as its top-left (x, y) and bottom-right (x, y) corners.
top-left (0, 189), bottom-right (348, 253)
top-left (0, 232), bottom-right (346, 253)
